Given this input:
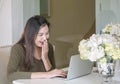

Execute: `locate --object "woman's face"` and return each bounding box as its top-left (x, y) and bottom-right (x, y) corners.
top-left (35, 25), bottom-right (49, 47)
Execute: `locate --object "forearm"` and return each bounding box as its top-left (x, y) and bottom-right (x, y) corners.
top-left (7, 71), bottom-right (31, 82)
top-left (31, 69), bottom-right (67, 79)
top-left (42, 56), bottom-right (52, 71)
top-left (31, 72), bottom-right (49, 79)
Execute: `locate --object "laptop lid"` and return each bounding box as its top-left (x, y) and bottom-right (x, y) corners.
top-left (66, 54), bottom-right (93, 80)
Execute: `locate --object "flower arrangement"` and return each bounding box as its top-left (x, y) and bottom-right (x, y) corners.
top-left (78, 34), bottom-right (120, 63)
top-left (102, 23), bottom-right (120, 78)
top-left (102, 23), bottom-right (120, 36)
top-left (102, 23), bottom-right (120, 45)
top-left (79, 24), bottom-right (120, 80)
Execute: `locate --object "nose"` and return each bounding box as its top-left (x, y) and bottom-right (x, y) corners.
top-left (43, 35), bottom-right (47, 41)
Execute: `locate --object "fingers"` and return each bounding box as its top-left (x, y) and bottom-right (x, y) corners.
top-left (42, 40), bottom-right (48, 51)
top-left (41, 40), bottom-right (48, 58)
top-left (53, 69), bottom-right (67, 78)
top-left (59, 71), bottom-right (67, 78)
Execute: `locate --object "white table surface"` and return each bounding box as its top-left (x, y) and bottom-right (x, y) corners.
top-left (13, 66), bottom-right (120, 84)
top-left (13, 72), bottom-right (119, 84)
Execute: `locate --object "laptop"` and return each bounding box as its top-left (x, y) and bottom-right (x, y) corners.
top-left (55, 54), bottom-right (93, 80)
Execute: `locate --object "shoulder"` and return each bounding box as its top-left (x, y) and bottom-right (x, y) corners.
top-left (12, 43), bottom-right (23, 48)
top-left (12, 44), bottom-right (24, 50)
top-left (9, 44), bottom-right (25, 63)
top-left (11, 43), bottom-right (25, 54)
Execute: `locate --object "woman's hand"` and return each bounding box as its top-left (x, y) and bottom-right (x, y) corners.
top-left (31, 69), bottom-right (67, 79)
top-left (47, 69), bottom-right (67, 78)
top-left (41, 40), bottom-right (49, 60)
top-left (41, 40), bottom-right (52, 71)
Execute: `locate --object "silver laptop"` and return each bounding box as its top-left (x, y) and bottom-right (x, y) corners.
top-left (56, 54), bottom-right (93, 80)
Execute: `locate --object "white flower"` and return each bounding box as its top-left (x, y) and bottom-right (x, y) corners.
top-left (88, 46), bottom-right (105, 61)
top-left (78, 34), bottom-right (120, 62)
top-left (102, 23), bottom-right (120, 36)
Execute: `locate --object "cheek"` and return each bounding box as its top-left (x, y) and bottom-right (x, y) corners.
top-left (47, 36), bottom-right (49, 40)
top-left (35, 36), bottom-right (43, 42)
top-left (34, 38), bottom-right (42, 47)
top-left (47, 35), bottom-right (50, 39)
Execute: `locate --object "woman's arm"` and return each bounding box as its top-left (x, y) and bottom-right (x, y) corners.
top-left (31, 42), bottom-right (67, 79)
top-left (31, 69), bottom-right (67, 79)
top-left (7, 44), bottom-right (32, 82)
top-left (41, 41), bottom-right (53, 71)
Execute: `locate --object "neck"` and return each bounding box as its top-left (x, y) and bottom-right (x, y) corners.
top-left (34, 46), bottom-right (42, 60)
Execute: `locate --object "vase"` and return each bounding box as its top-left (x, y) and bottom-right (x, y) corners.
top-left (97, 60), bottom-right (115, 84)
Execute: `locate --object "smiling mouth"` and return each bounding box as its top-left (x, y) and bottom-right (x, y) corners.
top-left (40, 42), bottom-right (44, 45)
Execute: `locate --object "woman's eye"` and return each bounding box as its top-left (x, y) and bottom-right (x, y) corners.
top-left (46, 32), bottom-right (49, 35)
top-left (37, 34), bottom-right (43, 36)
top-left (37, 32), bottom-right (49, 37)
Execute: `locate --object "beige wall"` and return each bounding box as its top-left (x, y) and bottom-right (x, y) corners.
top-left (48, 0), bottom-right (95, 68)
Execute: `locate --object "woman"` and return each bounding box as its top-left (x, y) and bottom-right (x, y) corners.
top-left (7, 15), bottom-right (67, 83)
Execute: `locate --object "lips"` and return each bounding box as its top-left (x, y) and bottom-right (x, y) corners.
top-left (40, 42), bottom-right (44, 45)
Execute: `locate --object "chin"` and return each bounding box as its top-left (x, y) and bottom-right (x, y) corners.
top-left (36, 44), bottom-right (42, 48)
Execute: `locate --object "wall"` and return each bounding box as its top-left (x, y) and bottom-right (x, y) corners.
top-left (0, 0), bottom-right (40, 47)
top-left (96, 0), bottom-right (120, 34)
top-left (0, 0), bottom-right (23, 47)
top-left (48, 0), bottom-right (95, 68)
top-left (0, 0), bottom-right (12, 47)
top-left (23, 0), bottom-right (40, 27)
top-left (12, 0), bottom-right (23, 45)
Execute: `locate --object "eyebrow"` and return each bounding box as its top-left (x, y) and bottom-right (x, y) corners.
top-left (37, 31), bottom-right (49, 34)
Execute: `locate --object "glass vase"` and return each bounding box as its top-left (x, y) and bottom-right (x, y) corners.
top-left (97, 60), bottom-right (115, 84)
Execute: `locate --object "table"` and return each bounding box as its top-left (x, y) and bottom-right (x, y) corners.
top-left (12, 72), bottom-right (120, 84)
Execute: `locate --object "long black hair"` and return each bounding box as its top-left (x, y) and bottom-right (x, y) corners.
top-left (17, 15), bottom-right (50, 71)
